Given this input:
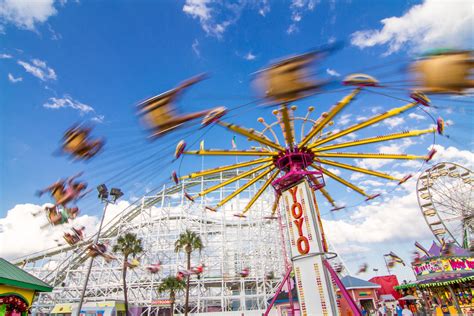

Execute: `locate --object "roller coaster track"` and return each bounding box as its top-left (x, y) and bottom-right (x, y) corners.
top-left (14, 171), bottom-right (260, 287)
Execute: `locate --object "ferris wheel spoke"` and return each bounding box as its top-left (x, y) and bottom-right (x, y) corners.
top-left (193, 162), bottom-right (274, 199)
top-left (432, 175), bottom-right (461, 197)
top-left (184, 149), bottom-right (278, 156)
top-left (216, 166), bottom-right (277, 208)
top-left (317, 159), bottom-right (400, 181)
top-left (299, 88), bottom-right (361, 148)
top-left (313, 128), bottom-right (436, 152)
top-left (431, 180), bottom-right (470, 211)
top-left (242, 171), bottom-right (280, 215)
top-left (433, 190), bottom-right (467, 212)
top-left (308, 101), bottom-right (419, 148)
top-left (313, 152), bottom-right (428, 160)
top-left (180, 157), bottom-right (273, 180)
top-left (430, 197), bottom-right (464, 216)
top-left (278, 104), bottom-right (296, 146)
top-left (217, 121), bottom-right (284, 151)
top-left (312, 164), bottom-right (368, 197)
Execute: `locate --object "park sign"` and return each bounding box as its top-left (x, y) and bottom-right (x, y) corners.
top-left (281, 180), bottom-right (338, 316)
top-left (151, 299), bottom-right (173, 306)
top-left (413, 256), bottom-right (474, 279)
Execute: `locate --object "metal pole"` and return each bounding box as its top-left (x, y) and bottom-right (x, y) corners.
top-left (76, 200), bottom-right (109, 315)
top-left (447, 284), bottom-right (463, 315)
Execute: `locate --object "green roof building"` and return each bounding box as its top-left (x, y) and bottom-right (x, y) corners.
top-left (0, 258), bottom-right (53, 315)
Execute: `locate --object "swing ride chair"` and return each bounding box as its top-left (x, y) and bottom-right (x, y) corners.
top-left (137, 72), bottom-right (226, 138)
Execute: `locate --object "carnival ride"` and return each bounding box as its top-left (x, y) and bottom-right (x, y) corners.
top-left (173, 49), bottom-right (447, 314)
top-left (17, 175), bottom-right (287, 314)
top-left (416, 162), bottom-right (473, 250)
top-left (17, 48), bottom-right (474, 314)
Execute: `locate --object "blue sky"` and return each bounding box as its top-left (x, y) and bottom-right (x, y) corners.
top-left (1, 0), bottom-right (473, 280)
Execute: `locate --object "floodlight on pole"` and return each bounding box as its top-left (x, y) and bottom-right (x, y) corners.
top-left (97, 184), bottom-right (108, 200)
top-left (110, 188), bottom-right (124, 202)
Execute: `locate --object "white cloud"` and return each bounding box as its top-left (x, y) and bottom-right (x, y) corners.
top-left (350, 173), bottom-right (365, 181)
top-left (384, 117), bottom-right (405, 129)
top-left (91, 115), bottom-right (105, 123)
top-left (399, 160), bottom-right (423, 169)
top-left (326, 68), bottom-right (340, 77)
top-left (356, 116), bottom-right (367, 122)
top-left (408, 112), bottom-right (426, 121)
top-left (327, 168), bottom-right (341, 176)
top-left (192, 39), bottom-right (200, 57)
top-left (243, 52), bottom-right (256, 61)
top-left (378, 138), bottom-right (416, 154)
top-left (339, 114), bottom-right (352, 126)
top-left (18, 58), bottom-right (56, 81)
top-left (182, 0), bottom-right (248, 38)
top-left (0, 204), bottom-right (95, 259)
top-left (335, 244), bottom-right (371, 255)
top-left (0, 201), bottom-right (131, 260)
top-left (325, 144), bottom-right (474, 246)
top-left (358, 179), bottom-right (384, 187)
top-left (286, 24), bottom-right (298, 35)
top-left (346, 133), bottom-right (357, 140)
top-left (0, 0), bottom-right (58, 31)
top-left (258, 0), bottom-right (270, 16)
top-left (430, 144), bottom-right (474, 169)
top-left (287, 0), bottom-right (316, 34)
top-left (0, 53), bottom-right (12, 58)
top-left (43, 95), bottom-right (95, 115)
top-left (356, 159), bottom-right (390, 170)
top-left (370, 106), bottom-right (382, 114)
top-left (324, 178), bottom-right (431, 245)
top-left (351, 0), bottom-right (474, 55)
top-left (7, 73), bottom-right (22, 83)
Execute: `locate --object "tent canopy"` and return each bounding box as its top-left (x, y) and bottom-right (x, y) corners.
top-left (398, 295), bottom-right (418, 300)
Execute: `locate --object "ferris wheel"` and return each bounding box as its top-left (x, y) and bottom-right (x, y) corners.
top-left (417, 162), bottom-right (474, 249)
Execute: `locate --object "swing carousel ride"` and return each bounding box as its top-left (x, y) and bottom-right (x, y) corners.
top-left (15, 48), bottom-right (473, 314)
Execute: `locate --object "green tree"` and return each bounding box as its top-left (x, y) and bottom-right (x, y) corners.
top-left (157, 276), bottom-right (186, 316)
top-left (175, 229), bottom-right (203, 316)
top-left (113, 233), bottom-right (143, 315)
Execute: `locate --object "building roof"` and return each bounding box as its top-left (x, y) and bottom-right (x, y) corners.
top-left (341, 275), bottom-right (381, 290)
top-left (0, 258), bottom-right (53, 292)
top-left (380, 294), bottom-right (396, 301)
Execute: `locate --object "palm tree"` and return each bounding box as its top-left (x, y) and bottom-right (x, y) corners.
top-left (113, 232), bottom-right (143, 315)
top-left (157, 276), bottom-right (186, 316)
top-left (174, 229), bottom-right (203, 316)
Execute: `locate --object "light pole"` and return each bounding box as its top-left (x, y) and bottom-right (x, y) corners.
top-left (76, 185), bottom-right (123, 316)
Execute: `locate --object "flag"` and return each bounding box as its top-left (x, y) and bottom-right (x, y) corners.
top-left (231, 136), bottom-right (237, 149)
top-left (385, 251), bottom-right (405, 266)
top-left (415, 241), bottom-right (431, 257)
top-left (200, 140), bottom-right (205, 151)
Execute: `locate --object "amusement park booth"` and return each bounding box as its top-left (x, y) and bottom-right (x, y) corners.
top-left (52, 301), bottom-right (131, 316)
top-left (337, 275), bottom-right (380, 315)
top-left (0, 258), bottom-right (53, 316)
top-left (394, 242), bottom-right (474, 315)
